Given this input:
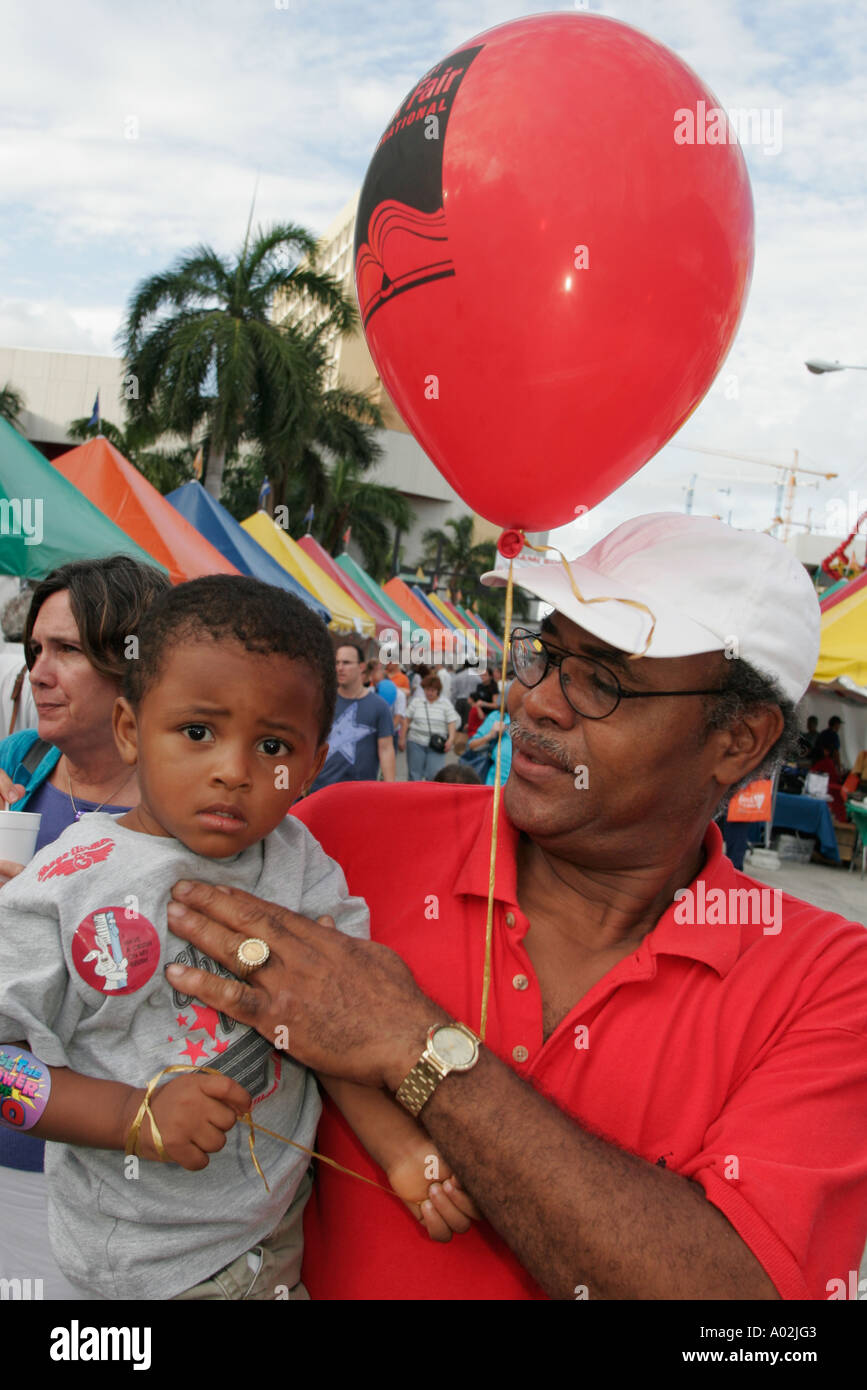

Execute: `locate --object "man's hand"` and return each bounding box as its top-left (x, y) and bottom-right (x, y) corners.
top-left (123, 1070), bottom-right (251, 1171)
top-left (165, 882), bottom-right (441, 1089)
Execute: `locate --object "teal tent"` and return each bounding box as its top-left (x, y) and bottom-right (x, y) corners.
top-left (0, 419), bottom-right (163, 579)
top-left (335, 552), bottom-right (415, 628)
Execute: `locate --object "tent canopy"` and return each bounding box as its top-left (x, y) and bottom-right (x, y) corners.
top-left (0, 419), bottom-right (163, 579)
top-left (296, 535), bottom-right (395, 638)
top-left (814, 571), bottom-right (867, 696)
top-left (455, 601), bottom-right (504, 657)
top-left (337, 554), bottom-right (416, 628)
top-left (166, 481), bottom-right (329, 622)
top-left (53, 437), bottom-right (238, 584)
top-left (383, 577), bottom-right (440, 641)
top-left (420, 590), bottom-right (481, 659)
top-left (242, 512), bottom-right (375, 636)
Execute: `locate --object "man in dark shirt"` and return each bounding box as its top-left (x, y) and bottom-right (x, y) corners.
top-left (813, 716), bottom-right (844, 776)
top-left (797, 714), bottom-right (819, 760)
top-left (309, 642), bottom-right (395, 791)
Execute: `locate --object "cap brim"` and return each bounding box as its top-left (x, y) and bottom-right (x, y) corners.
top-left (481, 560), bottom-right (727, 659)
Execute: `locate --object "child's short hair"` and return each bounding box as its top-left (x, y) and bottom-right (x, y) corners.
top-left (123, 575), bottom-right (336, 742)
top-left (433, 763), bottom-right (482, 785)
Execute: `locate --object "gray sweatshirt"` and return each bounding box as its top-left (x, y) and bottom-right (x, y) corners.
top-left (0, 811), bottom-right (369, 1299)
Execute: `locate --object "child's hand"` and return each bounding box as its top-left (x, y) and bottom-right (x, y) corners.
top-left (135, 1071), bottom-right (252, 1170)
top-left (387, 1146), bottom-right (481, 1242)
top-left (418, 1176), bottom-right (481, 1243)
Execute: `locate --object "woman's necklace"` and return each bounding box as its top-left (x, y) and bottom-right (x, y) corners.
top-left (66, 765), bottom-right (134, 821)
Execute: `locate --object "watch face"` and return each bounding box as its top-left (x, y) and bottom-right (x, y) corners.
top-left (431, 1025), bottom-right (476, 1068)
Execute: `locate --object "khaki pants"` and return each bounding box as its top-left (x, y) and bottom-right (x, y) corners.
top-left (173, 1171), bottom-right (312, 1301)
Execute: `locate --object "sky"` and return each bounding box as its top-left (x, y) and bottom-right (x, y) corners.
top-left (1, 0), bottom-right (865, 554)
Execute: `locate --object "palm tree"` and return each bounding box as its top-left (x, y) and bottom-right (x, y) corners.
top-left (0, 383), bottom-right (25, 428)
top-left (317, 458), bottom-right (414, 583)
top-left (67, 414), bottom-right (198, 494)
top-left (120, 221), bottom-right (381, 501)
top-left (418, 515), bottom-right (528, 631)
top-left (419, 516), bottom-right (495, 592)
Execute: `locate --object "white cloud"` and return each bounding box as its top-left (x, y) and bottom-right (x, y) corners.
top-left (0, 299), bottom-right (122, 355)
top-left (1, 0), bottom-right (864, 544)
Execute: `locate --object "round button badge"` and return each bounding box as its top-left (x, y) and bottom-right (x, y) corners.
top-left (71, 907), bottom-right (161, 995)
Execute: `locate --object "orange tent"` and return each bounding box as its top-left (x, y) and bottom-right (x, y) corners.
top-left (383, 577), bottom-right (441, 641)
top-left (52, 438), bottom-right (238, 584)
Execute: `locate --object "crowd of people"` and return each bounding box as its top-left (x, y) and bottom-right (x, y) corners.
top-left (286, 640), bottom-right (514, 789)
top-left (0, 510), bottom-right (865, 1304)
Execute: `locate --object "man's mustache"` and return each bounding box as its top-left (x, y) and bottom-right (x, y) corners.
top-left (509, 721), bottom-right (575, 772)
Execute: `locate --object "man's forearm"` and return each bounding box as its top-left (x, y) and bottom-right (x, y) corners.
top-left (386, 1044), bottom-right (778, 1301)
top-left (158, 881), bottom-right (780, 1301)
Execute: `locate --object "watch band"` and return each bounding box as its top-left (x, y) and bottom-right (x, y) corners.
top-left (394, 1022), bottom-right (479, 1118)
top-left (394, 1055), bottom-right (446, 1118)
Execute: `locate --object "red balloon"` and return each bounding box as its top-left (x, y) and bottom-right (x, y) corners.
top-left (355, 14), bottom-right (754, 532)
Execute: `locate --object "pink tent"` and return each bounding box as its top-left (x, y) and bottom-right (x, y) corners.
top-left (296, 535), bottom-right (398, 640)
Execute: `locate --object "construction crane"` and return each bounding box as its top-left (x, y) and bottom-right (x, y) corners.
top-left (670, 444), bottom-right (837, 540)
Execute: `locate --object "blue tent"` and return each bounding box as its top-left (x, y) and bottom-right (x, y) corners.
top-left (166, 482), bottom-right (330, 623)
top-left (412, 585), bottom-right (459, 629)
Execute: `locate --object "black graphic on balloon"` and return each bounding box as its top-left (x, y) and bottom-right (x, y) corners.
top-left (355, 44), bottom-right (482, 326)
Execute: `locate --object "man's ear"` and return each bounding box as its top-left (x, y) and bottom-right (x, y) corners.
top-left (113, 697), bottom-right (139, 767)
top-left (709, 706), bottom-right (784, 792)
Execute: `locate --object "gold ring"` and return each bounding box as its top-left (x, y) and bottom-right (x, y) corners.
top-left (235, 937), bottom-right (270, 980)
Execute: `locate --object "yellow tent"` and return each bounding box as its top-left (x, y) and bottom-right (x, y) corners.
top-left (424, 591), bottom-right (480, 659)
top-left (242, 512), bottom-right (375, 637)
top-left (814, 575), bottom-right (867, 696)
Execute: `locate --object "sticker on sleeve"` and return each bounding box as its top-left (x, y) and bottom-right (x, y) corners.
top-left (38, 837), bottom-right (115, 882)
top-left (71, 907), bottom-right (160, 995)
top-left (0, 1046), bottom-right (51, 1130)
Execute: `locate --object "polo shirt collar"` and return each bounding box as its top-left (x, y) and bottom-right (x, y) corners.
top-left (453, 799), bottom-right (741, 977)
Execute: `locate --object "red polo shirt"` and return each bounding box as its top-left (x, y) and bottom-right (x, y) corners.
top-left (293, 784), bottom-right (867, 1300)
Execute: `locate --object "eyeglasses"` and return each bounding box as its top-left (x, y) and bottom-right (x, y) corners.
top-left (509, 628), bottom-right (726, 720)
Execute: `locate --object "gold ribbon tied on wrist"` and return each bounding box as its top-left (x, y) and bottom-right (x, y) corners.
top-left (124, 1063), bottom-right (400, 1199)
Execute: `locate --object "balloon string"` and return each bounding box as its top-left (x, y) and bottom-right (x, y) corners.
top-left (476, 527), bottom-right (661, 1039)
top-left (125, 1064), bottom-right (401, 1200)
top-left (518, 537), bottom-right (657, 658)
top-left (479, 557), bottom-right (515, 1041)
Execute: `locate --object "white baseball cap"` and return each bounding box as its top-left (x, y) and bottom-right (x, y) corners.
top-left (481, 513), bottom-right (821, 705)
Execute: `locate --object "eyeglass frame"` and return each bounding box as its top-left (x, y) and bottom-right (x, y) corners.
top-left (508, 627), bottom-right (728, 720)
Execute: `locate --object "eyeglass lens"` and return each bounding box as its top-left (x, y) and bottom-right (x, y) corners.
top-left (512, 633), bottom-right (620, 718)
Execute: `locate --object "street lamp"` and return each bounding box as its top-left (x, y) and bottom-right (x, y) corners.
top-left (805, 359), bottom-right (867, 374)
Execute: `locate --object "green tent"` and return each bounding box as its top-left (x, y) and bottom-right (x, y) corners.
top-left (336, 552), bottom-right (415, 628)
top-left (0, 419), bottom-right (164, 579)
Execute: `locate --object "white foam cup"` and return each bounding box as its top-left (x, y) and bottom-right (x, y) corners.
top-left (0, 810), bottom-right (42, 865)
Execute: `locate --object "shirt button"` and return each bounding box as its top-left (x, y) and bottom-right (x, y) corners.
top-left (505, 912), bottom-right (516, 927)
top-left (512, 974), bottom-right (529, 991)
top-left (512, 1044), bottom-right (529, 1063)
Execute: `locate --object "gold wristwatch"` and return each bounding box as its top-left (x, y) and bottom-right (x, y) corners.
top-left (394, 1022), bottom-right (480, 1117)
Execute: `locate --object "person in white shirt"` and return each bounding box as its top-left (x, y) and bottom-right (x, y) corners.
top-left (451, 662), bottom-right (483, 730)
top-left (434, 665), bottom-right (452, 703)
top-left (399, 674), bottom-right (459, 781)
top-left (0, 591), bottom-right (38, 739)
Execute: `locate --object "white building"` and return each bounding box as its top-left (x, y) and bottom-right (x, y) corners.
top-left (0, 345), bottom-right (127, 460)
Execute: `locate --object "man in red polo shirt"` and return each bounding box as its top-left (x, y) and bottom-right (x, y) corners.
top-left (165, 514), bottom-right (867, 1300)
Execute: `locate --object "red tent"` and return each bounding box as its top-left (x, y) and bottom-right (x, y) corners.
top-left (296, 535), bottom-right (397, 639)
top-left (52, 438), bottom-right (239, 584)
